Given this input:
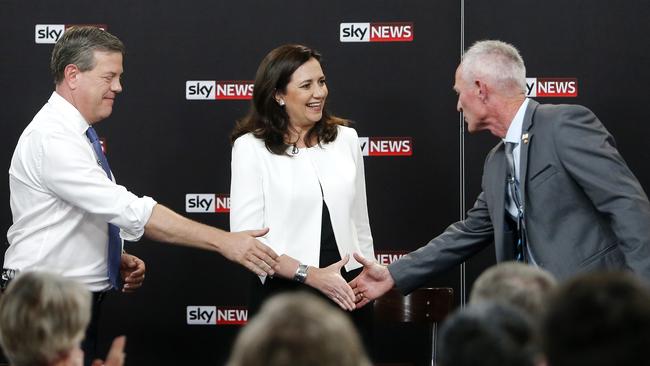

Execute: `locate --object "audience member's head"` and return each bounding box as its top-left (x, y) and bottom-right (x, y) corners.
top-left (227, 291), bottom-right (371, 366)
top-left (543, 271), bottom-right (650, 366)
top-left (470, 261), bottom-right (557, 321)
top-left (439, 302), bottom-right (537, 366)
top-left (0, 271), bottom-right (91, 366)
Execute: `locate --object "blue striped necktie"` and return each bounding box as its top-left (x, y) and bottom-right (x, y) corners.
top-left (86, 126), bottom-right (122, 290)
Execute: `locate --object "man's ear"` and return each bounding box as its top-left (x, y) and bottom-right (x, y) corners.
top-left (63, 64), bottom-right (81, 90)
top-left (475, 79), bottom-right (489, 103)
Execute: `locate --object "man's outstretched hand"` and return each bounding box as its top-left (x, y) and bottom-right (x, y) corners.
top-left (349, 253), bottom-right (395, 308)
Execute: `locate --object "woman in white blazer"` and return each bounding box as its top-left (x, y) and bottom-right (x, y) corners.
top-left (229, 44), bottom-right (375, 342)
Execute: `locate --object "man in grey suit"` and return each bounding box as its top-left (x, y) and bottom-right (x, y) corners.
top-left (350, 40), bottom-right (650, 306)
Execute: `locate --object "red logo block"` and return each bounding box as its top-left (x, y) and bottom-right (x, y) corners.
top-left (375, 251), bottom-right (408, 265)
top-left (215, 81), bottom-right (254, 100)
top-left (369, 22), bottom-right (414, 42)
top-left (360, 137), bottom-right (413, 156)
top-left (526, 78), bottom-right (578, 97)
top-left (216, 307), bottom-right (248, 325)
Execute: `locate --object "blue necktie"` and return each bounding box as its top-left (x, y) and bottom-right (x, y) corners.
top-left (86, 126), bottom-right (122, 290)
top-left (505, 142), bottom-right (526, 262)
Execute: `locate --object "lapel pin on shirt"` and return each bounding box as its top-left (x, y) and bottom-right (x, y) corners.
top-left (522, 133), bottom-right (529, 144)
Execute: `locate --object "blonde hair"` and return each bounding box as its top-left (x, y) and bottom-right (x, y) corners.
top-left (0, 271), bottom-right (91, 366)
top-left (227, 292), bottom-right (371, 366)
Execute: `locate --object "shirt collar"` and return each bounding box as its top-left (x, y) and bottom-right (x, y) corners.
top-left (503, 98), bottom-right (530, 145)
top-left (48, 91), bottom-right (92, 135)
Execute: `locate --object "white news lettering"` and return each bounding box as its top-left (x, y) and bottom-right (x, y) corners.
top-left (215, 196), bottom-right (230, 211)
top-left (376, 253), bottom-right (405, 265)
top-left (216, 83), bottom-right (253, 97)
top-left (370, 25), bottom-right (412, 39)
top-left (370, 139), bottom-right (411, 153)
top-left (537, 81), bottom-right (576, 95)
top-left (217, 309), bottom-right (248, 323)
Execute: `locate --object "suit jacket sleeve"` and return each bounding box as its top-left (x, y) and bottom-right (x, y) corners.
top-left (229, 135), bottom-right (270, 247)
top-left (388, 189), bottom-right (495, 294)
top-left (349, 128), bottom-right (375, 260)
top-left (553, 106), bottom-right (650, 277)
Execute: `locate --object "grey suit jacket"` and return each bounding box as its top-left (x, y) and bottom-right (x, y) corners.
top-left (390, 99), bottom-right (650, 294)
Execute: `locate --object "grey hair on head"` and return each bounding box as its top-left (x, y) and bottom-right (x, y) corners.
top-left (461, 40), bottom-right (527, 95)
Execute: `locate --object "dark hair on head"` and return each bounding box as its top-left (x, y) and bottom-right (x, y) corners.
top-left (542, 271), bottom-right (650, 366)
top-left (50, 26), bottom-right (124, 85)
top-left (231, 44), bottom-right (348, 155)
top-left (439, 302), bottom-right (538, 366)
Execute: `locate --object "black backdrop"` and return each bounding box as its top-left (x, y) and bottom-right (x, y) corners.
top-left (1, 0), bottom-right (648, 364)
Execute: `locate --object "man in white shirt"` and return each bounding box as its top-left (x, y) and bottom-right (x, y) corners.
top-left (3, 26), bottom-right (277, 364)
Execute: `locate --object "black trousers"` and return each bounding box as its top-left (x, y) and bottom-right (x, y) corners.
top-left (248, 249), bottom-right (374, 355)
top-left (81, 291), bottom-right (107, 366)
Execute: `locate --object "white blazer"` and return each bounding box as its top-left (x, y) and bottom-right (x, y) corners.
top-left (230, 125), bottom-right (375, 273)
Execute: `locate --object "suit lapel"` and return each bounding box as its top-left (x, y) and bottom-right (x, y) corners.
top-left (519, 99), bottom-right (539, 202)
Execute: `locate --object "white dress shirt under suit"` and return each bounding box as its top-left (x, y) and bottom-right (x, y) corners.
top-left (230, 125), bottom-right (375, 275)
top-left (5, 92), bottom-right (156, 292)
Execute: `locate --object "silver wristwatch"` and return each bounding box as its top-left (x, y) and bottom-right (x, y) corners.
top-left (293, 264), bottom-right (309, 283)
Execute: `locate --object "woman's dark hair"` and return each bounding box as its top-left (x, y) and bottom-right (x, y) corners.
top-left (231, 44), bottom-right (348, 155)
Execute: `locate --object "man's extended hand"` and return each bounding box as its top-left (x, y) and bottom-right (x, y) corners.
top-left (349, 253), bottom-right (395, 308)
top-left (120, 253), bottom-right (145, 293)
top-left (220, 228), bottom-right (278, 277)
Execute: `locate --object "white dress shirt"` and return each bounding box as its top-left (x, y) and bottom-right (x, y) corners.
top-left (503, 97), bottom-right (530, 218)
top-left (503, 97), bottom-right (537, 264)
top-left (230, 126), bottom-right (375, 277)
top-left (5, 92), bottom-right (156, 291)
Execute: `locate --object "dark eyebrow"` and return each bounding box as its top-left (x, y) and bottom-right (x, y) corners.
top-left (299, 74), bottom-right (326, 84)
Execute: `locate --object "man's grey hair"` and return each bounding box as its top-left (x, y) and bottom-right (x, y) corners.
top-left (50, 25), bottom-right (124, 85)
top-left (0, 271), bottom-right (91, 366)
top-left (461, 40), bottom-right (527, 95)
top-left (470, 262), bottom-right (557, 321)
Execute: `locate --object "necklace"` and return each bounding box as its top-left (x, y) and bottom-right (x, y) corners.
top-left (289, 132), bottom-right (302, 155)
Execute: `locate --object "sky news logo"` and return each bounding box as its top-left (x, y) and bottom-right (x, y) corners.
top-left (375, 251), bottom-right (407, 265)
top-left (186, 306), bottom-right (248, 325)
top-left (340, 22), bottom-right (414, 42)
top-left (359, 137), bottom-right (412, 156)
top-left (526, 78), bottom-right (578, 97)
top-left (35, 24), bottom-right (107, 44)
top-left (185, 194), bottom-right (230, 213)
top-left (186, 80), bottom-right (254, 100)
